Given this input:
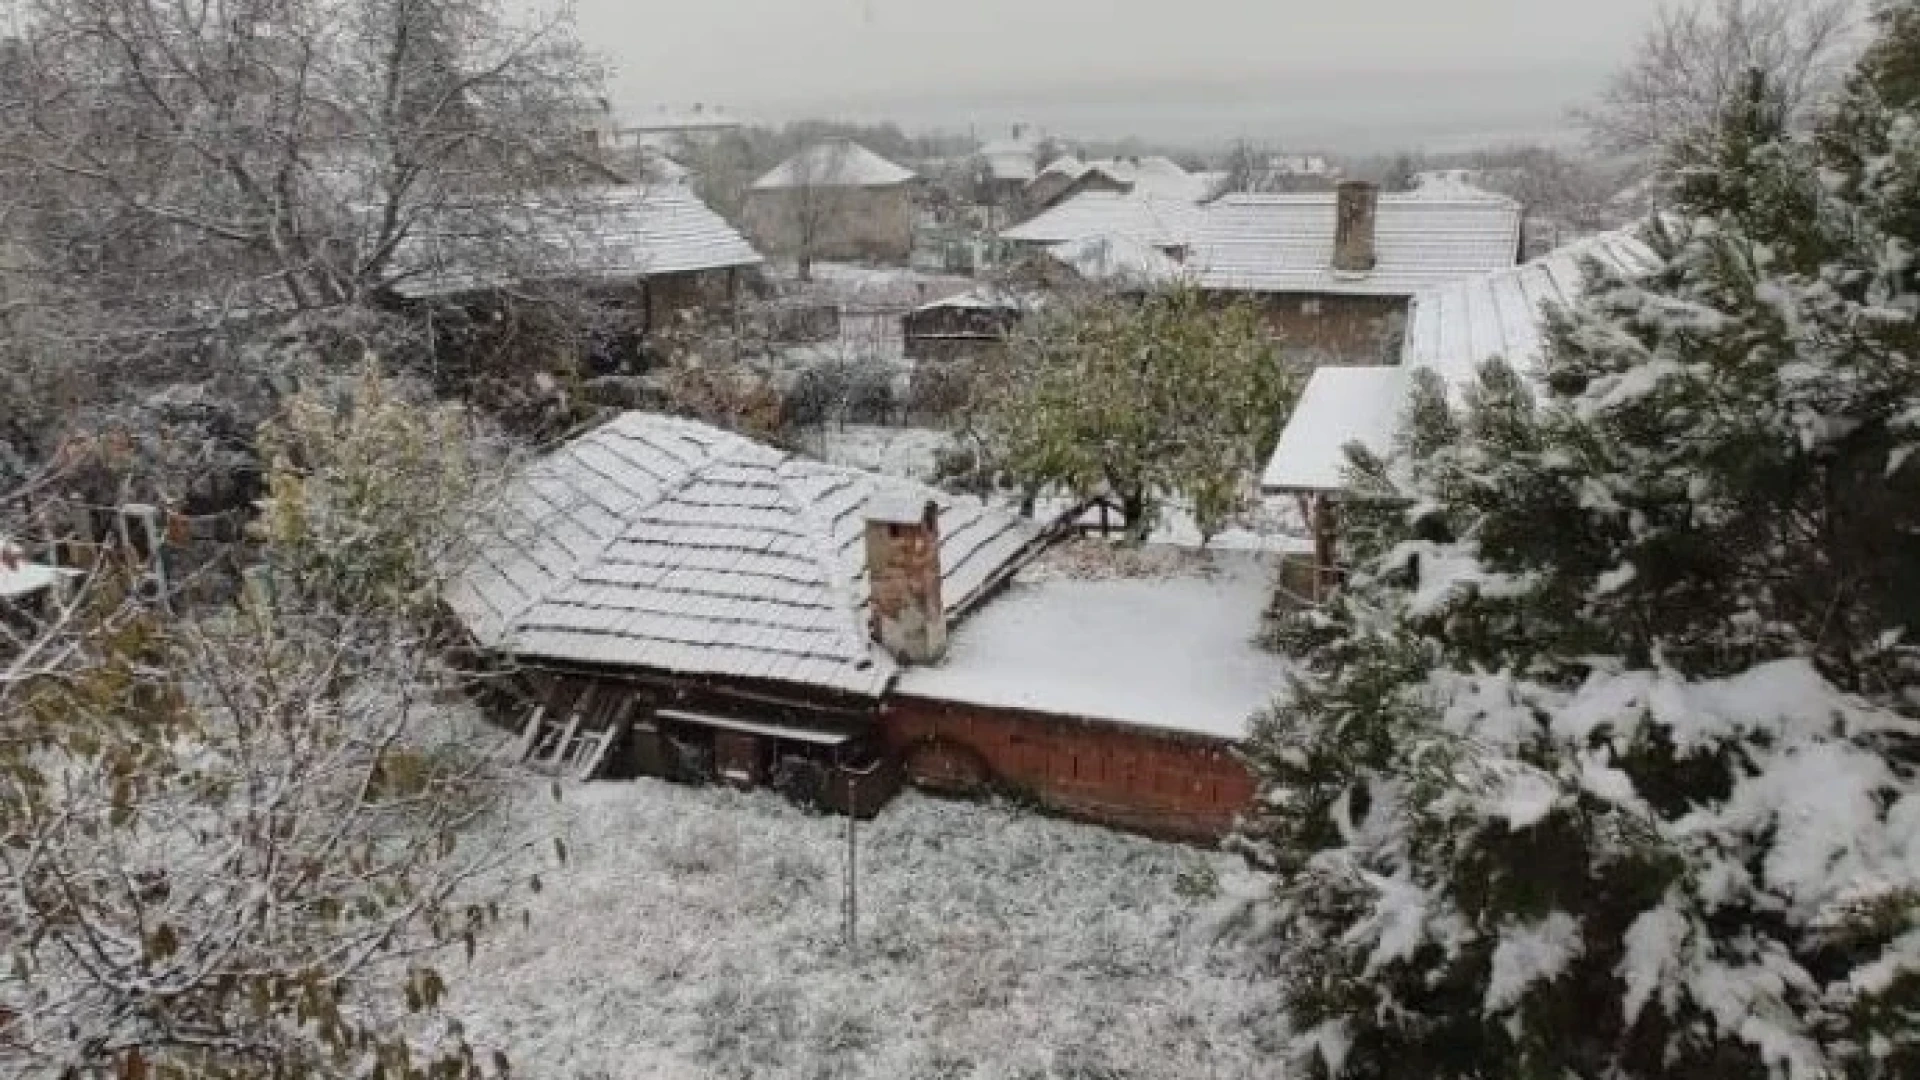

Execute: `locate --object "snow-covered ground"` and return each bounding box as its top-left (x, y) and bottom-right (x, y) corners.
top-left (900, 546), bottom-right (1294, 738)
top-left (455, 781), bottom-right (1281, 1079)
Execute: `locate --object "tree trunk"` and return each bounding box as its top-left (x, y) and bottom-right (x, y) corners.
top-left (1121, 489), bottom-right (1152, 545)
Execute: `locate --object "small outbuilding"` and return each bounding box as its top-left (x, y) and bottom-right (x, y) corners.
top-left (388, 183), bottom-right (762, 352)
top-left (1002, 191), bottom-right (1202, 258)
top-left (1261, 226), bottom-right (1660, 602)
top-left (901, 286), bottom-right (1039, 362)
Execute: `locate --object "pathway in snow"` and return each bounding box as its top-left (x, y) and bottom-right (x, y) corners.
top-left (454, 781), bottom-right (1281, 1079)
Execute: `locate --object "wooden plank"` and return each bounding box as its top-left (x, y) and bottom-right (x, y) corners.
top-left (513, 706), bottom-right (548, 762)
top-left (571, 700), bottom-right (637, 780)
top-left (544, 711), bottom-right (584, 771)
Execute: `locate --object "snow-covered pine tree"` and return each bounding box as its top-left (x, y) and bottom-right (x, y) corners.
top-left (1236, 4), bottom-right (1920, 1078)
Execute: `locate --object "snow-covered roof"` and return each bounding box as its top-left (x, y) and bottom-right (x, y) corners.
top-left (618, 105), bottom-right (745, 133)
top-left (1002, 192), bottom-right (1203, 250)
top-left (1261, 227), bottom-right (1661, 495)
top-left (1260, 366), bottom-right (1409, 493)
top-left (979, 139), bottom-right (1040, 182)
top-left (1268, 154), bottom-right (1335, 177)
top-left (448, 414), bottom-right (1042, 700)
top-left (1029, 157), bottom-right (1217, 204)
top-left (1193, 192), bottom-right (1523, 296)
top-left (634, 146), bottom-right (692, 185)
top-left (390, 185), bottom-right (760, 300)
top-left (910, 285), bottom-right (1041, 314)
top-left (1035, 154), bottom-right (1085, 181)
top-left (984, 154), bottom-right (1038, 182)
top-left (751, 139), bottom-right (917, 190)
top-left (1403, 227), bottom-right (1659, 388)
top-left (0, 535), bottom-right (64, 601)
top-left (894, 549), bottom-right (1292, 739)
top-left (1044, 234), bottom-right (1188, 287)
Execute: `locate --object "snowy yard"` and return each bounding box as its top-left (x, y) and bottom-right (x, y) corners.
top-left (455, 780), bottom-right (1282, 1079)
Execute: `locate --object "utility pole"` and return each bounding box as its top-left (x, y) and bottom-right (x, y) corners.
top-left (844, 767), bottom-right (858, 958)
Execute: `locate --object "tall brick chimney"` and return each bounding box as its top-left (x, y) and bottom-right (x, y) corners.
top-left (1332, 180), bottom-right (1380, 275)
top-left (864, 493), bottom-right (947, 664)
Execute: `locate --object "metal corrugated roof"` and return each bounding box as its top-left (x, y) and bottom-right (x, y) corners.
top-left (1193, 192), bottom-right (1523, 297)
top-left (1002, 192), bottom-right (1203, 250)
top-left (447, 414), bottom-right (1042, 699)
top-left (1260, 226), bottom-right (1662, 495)
top-left (751, 139), bottom-right (917, 190)
top-left (390, 185), bottom-right (761, 299)
top-left (1402, 227), bottom-right (1659, 388)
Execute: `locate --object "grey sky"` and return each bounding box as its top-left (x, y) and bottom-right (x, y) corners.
top-left (572, 0), bottom-right (1677, 151)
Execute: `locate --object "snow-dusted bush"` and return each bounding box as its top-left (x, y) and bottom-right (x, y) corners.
top-left (0, 600), bottom-right (521, 1077)
top-left (1237, 8), bottom-right (1920, 1078)
top-left (2, 371), bottom-right (526, 1076)
top-left (258, 364), bottom-right (506, 625)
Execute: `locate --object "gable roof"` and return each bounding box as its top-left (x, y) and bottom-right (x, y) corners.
top-left (751, 139), bottom-right (917, 190)
top-left (1029, 156), bottom-right (1217, 204)
top-left (1193, 191), bottom-right (1523, 297)
top-left (1002, 192), bottom-right (1203, 250)
top-left (389, 185), bottom-right (760, 300)
top-left (448, 414), bottom-right (1043, 699)
top-left (1261, 226), bottom-right (1661, 495)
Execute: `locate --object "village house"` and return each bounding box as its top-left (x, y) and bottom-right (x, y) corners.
top-left (744, 139), bottom-right (919, 264)
top-left (386, 183), bottom-right (762, 357)
top-left (1038, 234), bottom-right (1189, 289)
top-left (1192, 181), bottom-right (1524, 363)
top-left (1260, 225), bottom-right (1658, 601)
top-left (1024, 155), bottom-right (1223, 214)
top-left (901, 286), bottom-right (1039, 362)
top-left (1001, 191), bottom-right (1204, 260)
top-left (973, 124), bottom-right (1047, 208)
top-left (449, 412), bottom-right (1287, 840)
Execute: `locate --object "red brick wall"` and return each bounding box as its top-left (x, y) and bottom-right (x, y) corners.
top-left (881, 696), bottom-right (1257, 843)
top-left (1224, 291), bottom-right (1409, 364)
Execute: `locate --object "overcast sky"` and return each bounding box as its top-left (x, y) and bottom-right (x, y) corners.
top-left (571, 0), bottom-right (1680, 151)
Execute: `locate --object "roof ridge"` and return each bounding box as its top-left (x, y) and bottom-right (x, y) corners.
top-left (775, 457), bottom-right (892, 679)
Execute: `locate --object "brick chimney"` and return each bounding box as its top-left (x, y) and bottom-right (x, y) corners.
top-left (1332, 180), bottom-right (1379, 275)
top-left (864, 493), bottom-right (947, 664)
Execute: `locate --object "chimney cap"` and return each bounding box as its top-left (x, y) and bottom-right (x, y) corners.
top-left (867, 490), bottom-right (938, 527)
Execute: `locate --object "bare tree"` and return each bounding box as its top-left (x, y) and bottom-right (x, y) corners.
top-left (784, 142), bottom-right (854, 283)
top-left (1469, 144), bottom-right (1636, 251)
top-left (0, 0), bottom-right (604, 333)
top-left (1582, 0), bottom-right (1859, 161)
top-left (0, 366), bottom-right (534, 1077)
top-left (742, 139), bottom-right (865, 283)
